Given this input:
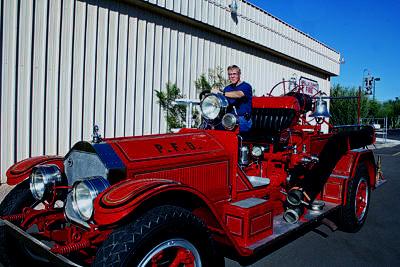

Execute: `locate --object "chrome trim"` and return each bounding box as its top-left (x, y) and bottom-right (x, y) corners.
top-left (222, 113), bottom-right (237, 130)
top-left (65, 176), bottom-right (110, 225)
top-left (200, 93), bottom-right (229, 120)
top-left (355, 177), bottom-right (369, 222)
top-left (64, 150), bottom-right (107, 186)
top-left (30, 165), bottom-right (65, 201)
top-left (330, 174), bottom-right (349, 179)
top-left (138, 239), bottom-right (201, 267)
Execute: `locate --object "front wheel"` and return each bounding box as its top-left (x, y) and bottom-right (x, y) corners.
top-left (339, 164), bottom-right (371, 232)
top-left (93, 205), bottom-right (223, 267)
top-left (0, 179), bottom-right (36, 266)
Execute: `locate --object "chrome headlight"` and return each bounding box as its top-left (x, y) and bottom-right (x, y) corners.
top-left (222, 113), bottom-right (237, 130)
top-left (200, 94), bottom-right (229, 120)
top-left (251, 146), bottom-right (264, 157)
top-left (72, 177), bottom-right (110, 221)
top-left (30, 165), bottom-right (64, 200)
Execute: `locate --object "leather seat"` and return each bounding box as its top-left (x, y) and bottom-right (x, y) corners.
top-left (241, 108), bottom-right (297, 142)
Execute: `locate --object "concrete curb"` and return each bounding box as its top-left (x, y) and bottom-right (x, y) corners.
top-left (0, 184), bottom-right (14, 204)
top-left (371, 138), bottom-right (400, 149)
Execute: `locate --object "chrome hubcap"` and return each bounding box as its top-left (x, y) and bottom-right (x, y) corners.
top-left (355, 177), bottom-right (369, 222)
top-left (138, 238), bottom-right (201, 267)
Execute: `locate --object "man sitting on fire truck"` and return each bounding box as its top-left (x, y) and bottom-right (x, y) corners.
top-left (212, 65), bottom-right (253, 133)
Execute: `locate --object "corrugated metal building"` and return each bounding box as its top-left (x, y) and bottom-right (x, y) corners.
top-left (0, 0), bottom-right (340, 183)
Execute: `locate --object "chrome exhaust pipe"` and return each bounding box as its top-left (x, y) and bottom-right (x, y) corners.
top-left (286, 189), bottom-right (304, 206)
top-left (283, 206), bottom-right (303, 224)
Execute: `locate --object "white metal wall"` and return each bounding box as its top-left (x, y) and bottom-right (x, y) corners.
top-left (0, 0), bottom-right (338, 182)
top-left (139, 0), bottom-right (341, 75)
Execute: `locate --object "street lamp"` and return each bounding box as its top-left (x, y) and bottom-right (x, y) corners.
top-left (373, 77), bottom-right (381, 101)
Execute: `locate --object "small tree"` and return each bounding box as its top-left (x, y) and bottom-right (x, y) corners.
top-left (156, 67), bottom-right (229, 132)
top-left (155, 83), bottom-right (186, 132)
top-left (195, 67), bottom-right (229, 99)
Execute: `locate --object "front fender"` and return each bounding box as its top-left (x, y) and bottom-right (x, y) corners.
top-left (6, 156), bottom-right (64, 185)
top-left (93, 178), bottom-right (219, 226)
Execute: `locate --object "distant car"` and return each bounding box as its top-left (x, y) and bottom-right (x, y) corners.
top-left (0, 86), bottom-right (382, 266)
top-left (373, 123), bottom-right (381, 129)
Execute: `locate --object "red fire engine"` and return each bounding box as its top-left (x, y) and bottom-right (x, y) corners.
top-left (0, 84), bottom-right (383, 266)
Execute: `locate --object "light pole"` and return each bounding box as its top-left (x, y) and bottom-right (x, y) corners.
top-left (362, 69), bottom-right (380, 100)
top-left (373, 77), bottom-right (380, 101)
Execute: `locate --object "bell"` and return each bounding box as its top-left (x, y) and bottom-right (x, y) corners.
top-left (310, 98), bottom-right (331, 118)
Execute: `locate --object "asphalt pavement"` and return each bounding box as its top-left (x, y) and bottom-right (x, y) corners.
top-left (388, 129), bottom-right (400, 141)
top-left (226, 144), bottom-right (400, 267)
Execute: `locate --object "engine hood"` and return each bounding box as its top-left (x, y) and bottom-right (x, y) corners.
top-left (105, 130), bottom-right (231, 175)
top-left (65, 130), bottom-right (233, 185)
top-left (108, 131), bottom-right (223, 160)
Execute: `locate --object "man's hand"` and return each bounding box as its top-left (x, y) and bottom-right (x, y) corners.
top-left (211, 87), bottom-right (222, 94)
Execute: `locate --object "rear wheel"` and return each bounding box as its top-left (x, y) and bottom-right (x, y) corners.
top-left (339, 164), bottom-right (371, 232)
top-left (93, 205), bottom-right (224, 267)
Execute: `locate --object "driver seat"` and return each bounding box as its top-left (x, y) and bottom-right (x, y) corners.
top-left (241, 96), bottom-right (301, 143)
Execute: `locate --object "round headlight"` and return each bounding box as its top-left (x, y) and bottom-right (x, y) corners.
top-left (222, 113), bottom-right (237, 130)
top-left (251, 146), bottom-right (263, 157)
top-left (72, 177), bottom-right (110, 221)
top-left (30, 165), bottom-right (63, 200)
top-left (200, 94), bottom-right (228, 120)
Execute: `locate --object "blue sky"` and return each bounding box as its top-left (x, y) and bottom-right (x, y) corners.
top-left (247, 0), bottom-right (400, 101)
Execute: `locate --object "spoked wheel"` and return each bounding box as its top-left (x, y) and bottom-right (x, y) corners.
top-left (355, 177), bottom-right (369, 222)
top-left (93, 205), bottom-right (224, 267)
top-left (139, 238), bottom-right (201, 267)
top-left (339, 164), bottom-right (371, 232)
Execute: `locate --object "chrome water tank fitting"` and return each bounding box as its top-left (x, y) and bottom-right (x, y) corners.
top-left (239, 145), bottom-right (249, 166)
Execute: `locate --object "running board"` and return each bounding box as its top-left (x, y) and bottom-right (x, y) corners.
top-left (247, 202), bottom-right (340, 252)
top-left (0, 219), bottom-right (82, 267)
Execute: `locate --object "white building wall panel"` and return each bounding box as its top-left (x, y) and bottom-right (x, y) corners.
top-left (1, 0), bottom-right (18, 178)
top-left (125, 14), bottom-right (138, 136)
top-left (58, 0), bottom-right (74, 154)
top-left (115, 11), bottom-right (129, 138)
top-left (70, 0), bottom-right (86, 145)
top-left (0, 0), bottom-right (336, 182)
top-left (45, 0), bottom-right (62, 155)
top-left (16, 0), bottom-right (33, 162)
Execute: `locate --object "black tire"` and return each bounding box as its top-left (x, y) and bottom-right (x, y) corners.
top-left (339, 164), bottom-right (371, 232)
top-left (93, 205), bottom-right (224, 267)
top-left (0, 179), bottom-right (36, 266)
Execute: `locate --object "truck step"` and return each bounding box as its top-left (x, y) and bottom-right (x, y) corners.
top-left (247, 201), bottom-right (339, 251)
top-left (224, 198), bottom-right (273, 247)
top-left (247, 176), bottom-right (270, 188)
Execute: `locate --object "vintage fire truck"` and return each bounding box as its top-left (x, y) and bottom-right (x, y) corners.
top-left (0, 84), bottom-right (383, 267)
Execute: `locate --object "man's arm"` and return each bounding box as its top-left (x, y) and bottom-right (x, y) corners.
top-left (224, 90), bottom-right (244, 98)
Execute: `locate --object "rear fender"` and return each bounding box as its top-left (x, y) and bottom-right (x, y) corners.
top-left (6, 156), bottom-right (64, 185)
top-left (348, 149), bottom-right (376, 188)
top-left (328, 149), bottom-right (376, 205)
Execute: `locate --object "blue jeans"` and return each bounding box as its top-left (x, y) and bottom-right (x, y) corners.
top-left (238, 116), bottom-right (252, 133)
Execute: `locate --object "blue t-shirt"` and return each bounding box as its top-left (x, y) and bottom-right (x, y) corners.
top-left (223, 81), bottom-right (252, 116)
